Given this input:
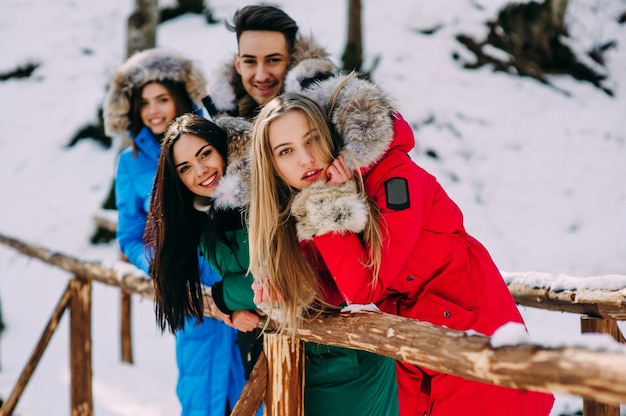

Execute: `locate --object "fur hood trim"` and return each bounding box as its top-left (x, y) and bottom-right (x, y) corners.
top-left (302, 74), bottom-right (396, 172)
top-left (211, 115), bottom-right (253, 209)
top-left (204, 36), bottom-right (337, 116)
top-left (104, 48), bottom-right (207, 136)
top-left (291, 180), bottom-right (368, 241)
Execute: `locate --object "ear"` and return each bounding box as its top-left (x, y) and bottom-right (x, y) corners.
top-left (234, 53), bottom-right (242, 75)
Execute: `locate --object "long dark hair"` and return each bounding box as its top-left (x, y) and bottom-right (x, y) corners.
top-left (129, 80), bottom-right (195, 145)
top-left (145, 113), bottom-right (228, 333)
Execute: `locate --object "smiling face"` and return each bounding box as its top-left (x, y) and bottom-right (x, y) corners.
top-left (140, 82), bottom-right (178, 135)
top-left (268, 110), bottom-right (332, 190)
top-left (173, 133), bottom-right (225, 198)
top-left (235, 30), bottom-right (289, 106)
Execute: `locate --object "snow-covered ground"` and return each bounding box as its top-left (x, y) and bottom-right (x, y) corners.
top-left (1, 0), bottom-right (625, 414)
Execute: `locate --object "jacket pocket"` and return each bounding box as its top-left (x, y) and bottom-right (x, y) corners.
top-left (405, 289), bottom-right (478, 331)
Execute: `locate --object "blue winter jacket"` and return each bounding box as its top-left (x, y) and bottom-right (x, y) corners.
top-left (115, 126), bottom-right (246, 415)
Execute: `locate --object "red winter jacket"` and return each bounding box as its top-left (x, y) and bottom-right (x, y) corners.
top-left (301, 113), bottom-right (554, 416)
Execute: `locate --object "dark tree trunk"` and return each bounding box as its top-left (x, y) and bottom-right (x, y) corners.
top-left (126, 0), bottom-right (159, 58)
top-left (95, 0), bottom-right (159, 235)
top-left (341, 0), bottom-right (363, 73)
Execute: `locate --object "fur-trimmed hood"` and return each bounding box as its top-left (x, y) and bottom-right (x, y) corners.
top-left (203, 36), bottom-right (337, 117)
top-left (301, 73), bottom-right (397, 173)
top-left (210, 115), bottom-right (254, 210)
top-left (291, 74), bottom-right (403, 241)
top-left (103, 48), bottom-right (207, 136)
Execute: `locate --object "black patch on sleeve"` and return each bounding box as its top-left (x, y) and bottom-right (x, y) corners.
top-left (384, 177), bottom-right (410, 210)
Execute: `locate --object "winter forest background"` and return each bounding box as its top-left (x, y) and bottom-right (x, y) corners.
top-left (0, 0), bottom-right (625, 414)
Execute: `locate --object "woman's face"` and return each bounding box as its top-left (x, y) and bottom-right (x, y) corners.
top-left (268, 110), bottom-right (331, 190)
top-left (140, 82), bottom-right (178, 135)
top-left (173, 133), bottom-right (225, 198)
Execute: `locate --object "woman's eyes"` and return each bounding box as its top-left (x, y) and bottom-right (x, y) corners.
top-left (201, 149), bottom-right (212, 159)
top-left (277, 136), bottom-right (320, 156)
top-left (307, 135), bottom-right (320, 144)
top-left (178, 165), bottom-right (189, 174)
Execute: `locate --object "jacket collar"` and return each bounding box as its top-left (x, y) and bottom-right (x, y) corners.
top-left (133, 127), bottom-right (161, 162)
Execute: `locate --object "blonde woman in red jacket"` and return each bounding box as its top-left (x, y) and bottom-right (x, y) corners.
top-left (247, 74), bottom-right (555, 416)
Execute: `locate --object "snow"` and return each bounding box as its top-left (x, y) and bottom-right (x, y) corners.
top-left (1, 0), bottom-right (625, 414)
top-left (490, 322), bottom-right (626, 353)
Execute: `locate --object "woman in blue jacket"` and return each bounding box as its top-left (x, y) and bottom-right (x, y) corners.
top-left (103, 48), bottom-right (246, 415)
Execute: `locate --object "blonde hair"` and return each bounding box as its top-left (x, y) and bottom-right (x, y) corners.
top-left (248, 91), bottom-right (382, 335)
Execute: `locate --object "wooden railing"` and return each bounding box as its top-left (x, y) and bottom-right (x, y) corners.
top-left (0, 231), bottom-right (625, 416)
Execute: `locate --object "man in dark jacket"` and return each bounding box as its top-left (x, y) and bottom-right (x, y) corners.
top-left (202, 4), bottom-right (337, 119)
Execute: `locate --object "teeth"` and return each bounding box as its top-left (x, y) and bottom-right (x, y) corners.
top-left (201, 175), bottom-right (214, 186)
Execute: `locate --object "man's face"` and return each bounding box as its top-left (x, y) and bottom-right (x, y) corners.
top-left (235, 30), bottom-right (289, 106)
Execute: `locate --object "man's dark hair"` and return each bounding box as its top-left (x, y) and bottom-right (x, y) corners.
top-left (226, 5), bottom-right (299, 53)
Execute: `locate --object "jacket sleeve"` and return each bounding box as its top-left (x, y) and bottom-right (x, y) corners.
top-left (290, 180), bottom-right (368, 241)
top-left (202, 227), bottom-right (258, 313)
top-left (198, 253), bottom-right (222, 287)
top-left (211, 273), bottom-right (257, 313)
top-left (312, 154), bottom-right (435, 305)
top-left (115, 152), bottom-right (151, 274)
top-left (310, 115), bottom-right (439, 305)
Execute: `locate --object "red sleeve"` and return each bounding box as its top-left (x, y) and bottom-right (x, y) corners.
top-left (313, 148), bottom-right (435, 304)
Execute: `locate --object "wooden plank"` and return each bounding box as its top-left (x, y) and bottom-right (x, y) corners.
top-left (231, 351), bottom-right (268, 416)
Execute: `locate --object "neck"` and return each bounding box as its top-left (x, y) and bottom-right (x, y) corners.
top-left (193, 195), bottom-right (213, 213)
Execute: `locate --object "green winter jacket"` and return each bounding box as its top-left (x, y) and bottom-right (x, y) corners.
top-left (199, 219), bottom-right (256, 314)
top-left (204, 220), bottom-right (398, 416)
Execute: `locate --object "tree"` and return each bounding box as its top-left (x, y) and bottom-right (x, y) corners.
top-left (341, 0), bottom-right (362, 73)
top-left (126, 0), bottom-right (159, 58)
top-left (455, 0), bottom-right (612, 95)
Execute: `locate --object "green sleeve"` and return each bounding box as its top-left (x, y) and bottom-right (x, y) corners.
top-left (221, 272), bottom-right (257, 311)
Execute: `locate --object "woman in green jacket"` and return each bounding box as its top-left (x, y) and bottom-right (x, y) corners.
top-left (145, 113), bottom-right (399, 416)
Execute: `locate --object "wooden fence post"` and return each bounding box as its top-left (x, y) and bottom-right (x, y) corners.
top-left (580, 316), bottom-right (625, 416)
top-left (118, 253), bottom-right (134, 364)
top-left (120, 290), bottom-right (133, 364)
top-left (69, 277), bottom-right (93, 416)
top-left (263, 333), bottom-right (304, 416)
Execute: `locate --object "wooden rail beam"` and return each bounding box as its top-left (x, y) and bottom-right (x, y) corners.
top-left (2, 232), bottom-right (626, 407)
top-left (291, 310), bottom-right (626, 406)
top-left (508, 284), bottom-right (626, 320)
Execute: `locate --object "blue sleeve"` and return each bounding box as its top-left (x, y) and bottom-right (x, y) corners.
top-left (115, 151), bottom-right (151, 274)
top-left (199, 253), bottom-right (222, 287)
